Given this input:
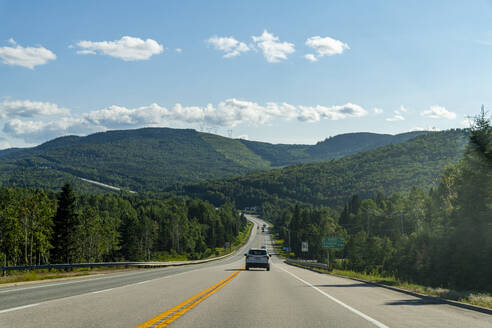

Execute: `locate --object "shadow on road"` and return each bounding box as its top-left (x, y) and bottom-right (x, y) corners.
top-left (224, 268), bottom-right (245, 271)
top-left (386, 299), bottom-right (446, 306)
top-left (314, 283), bottom-right (374, 288)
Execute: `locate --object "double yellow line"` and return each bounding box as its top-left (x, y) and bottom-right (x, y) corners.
top-left (137, 269), bottom-right (242, 328)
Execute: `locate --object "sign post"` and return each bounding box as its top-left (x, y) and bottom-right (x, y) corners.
top-left (322, 237), bottom-right (344, 269)
top-left (301, 241), bottom-right (308, 253)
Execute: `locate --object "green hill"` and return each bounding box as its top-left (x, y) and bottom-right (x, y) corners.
top-left (181, 129), bottom-right (468, 208)
top-left (0, 127), bottom-right (433, 193)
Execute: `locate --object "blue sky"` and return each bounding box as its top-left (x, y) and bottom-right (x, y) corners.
top-left (1, 0), bottom-right (492, 148)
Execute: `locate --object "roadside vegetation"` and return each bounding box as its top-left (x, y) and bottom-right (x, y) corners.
top-left (287, 262), bottom-right (492, 310)
top-left (0, 186), bottom-right (249, 270)
top-left (265, 108), bottom-right (492, 303)
top-left (0, 266), bottom-right (138, 285)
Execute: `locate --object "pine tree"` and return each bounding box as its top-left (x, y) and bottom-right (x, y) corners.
top-left (51, 183), bottom-right (78, 263)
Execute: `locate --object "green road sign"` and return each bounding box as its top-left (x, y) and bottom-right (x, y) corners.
top-left (322, 237), bottom-right (344, 249)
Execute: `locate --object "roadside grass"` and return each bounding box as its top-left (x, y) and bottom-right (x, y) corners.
top-left (0, 266), bottom-right (139, 285)
top-left (288, 262), bottom-right (492, 310)
top-left (332, 269), bottom-right (492, 309)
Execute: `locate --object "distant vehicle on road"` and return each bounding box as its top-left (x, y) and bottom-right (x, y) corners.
top-left (244, 248), bottom-right (270, 271)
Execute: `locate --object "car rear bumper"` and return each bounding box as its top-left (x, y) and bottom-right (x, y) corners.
top-left (246, 262), bottom-right (269, 268)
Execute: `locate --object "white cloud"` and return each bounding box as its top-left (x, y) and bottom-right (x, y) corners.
top-left (0, 99), bottom-right (68, 118)
top-left (386, 105), bottom-right (407, 121)
top-left (304, 54), bottom-right (317, 62)
top-left (297, 103), bottom-right (367, 122)
top-left (410, 126), bottom-right (440, 132)
top-left (2, 98), bottom-right (368, 144)
top-left (207, 36), bottom-right (250, 58)
top-left (0, 39), bottom-right (56, 69)
top-left (3, 117), bottom-right (97, 143)
top-left (76, 36), bottom-right (163, 61)
top-left (420, 105), bottom-right (456, 119)
top-left (386, 114), bottom-right (405, 122)
top-left (237, 134), bottom-right (249, 140)
top-left (252, 30), bottom-right (295, 63)
top-left (305, 36), bottom-right (349, 61)
top-left (175, 48), bottom-right (182, 53)
top-left (85, 100), bottom-right (366, 128)
top-left (373, 108), bottom-right (383, 114)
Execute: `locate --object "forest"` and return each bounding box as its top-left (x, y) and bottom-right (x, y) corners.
top-left (0, 127), bottom-right (430, 193)
top-left (265, 109), bottom-right (492, 292)
top-left (0, 186), bottom-right (248, 266)
top-left (182, 129), bottom-right (468, 208)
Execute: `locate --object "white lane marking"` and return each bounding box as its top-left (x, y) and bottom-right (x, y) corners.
top-left (92, 288), bottom-right (114, 294)
top-left (278, 266), bottom-right (389, 328)
top-left (0, 303), bottom-right (40, 314)
top-left (0, 259), bottom-right (215, 295)
top-left (135, 281), bottom-right (147, 285)
top-left (0, 273), bottom-right (136, 294)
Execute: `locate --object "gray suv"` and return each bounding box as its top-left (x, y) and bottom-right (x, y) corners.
top-left (244, 248), bottom-right (270, 271)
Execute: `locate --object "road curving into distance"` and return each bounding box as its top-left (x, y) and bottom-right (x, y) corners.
top-left (1, 215), bottom-right (491, 327)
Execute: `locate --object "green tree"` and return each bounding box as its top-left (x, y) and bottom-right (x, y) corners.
top-left (52, 183), bottom-right (78, 263)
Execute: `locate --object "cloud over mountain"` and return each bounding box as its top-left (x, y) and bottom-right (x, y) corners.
top-left (1, 98), bottom-right (368, 145)
top-left (421, 106), bottom-right (456, 120)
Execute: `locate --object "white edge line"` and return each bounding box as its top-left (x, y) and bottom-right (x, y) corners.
top-left (92, 288), bottom-right (114, 294)
top-left (0, 268), bottom-right (205, 315)
top-left (0, 261), bottom-right (204, 295)
top-left (0, 303), bottom-right (40, 314)
top-left (278, 265), bottom-right (389, 328)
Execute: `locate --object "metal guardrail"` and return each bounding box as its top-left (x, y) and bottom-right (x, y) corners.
top-left (1, 262), bottom-right (163, 272)
top-left (285, 258), bottom-right (330, 270)
top-left (0, 251), bottom-right (238, 273)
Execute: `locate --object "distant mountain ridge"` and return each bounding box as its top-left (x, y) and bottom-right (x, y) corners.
top-left (0, 127), bottom-right (431, 192)
top-left (181, 129), bottom-right (469, 208)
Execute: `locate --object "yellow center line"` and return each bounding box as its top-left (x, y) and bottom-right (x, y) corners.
top-left (136, 269), bottom-right (242, 328)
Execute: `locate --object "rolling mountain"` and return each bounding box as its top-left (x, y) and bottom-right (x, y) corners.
top-left (0, 127), bottom-right (431, 192)
top-left (181, 129), bottom-right (469, 208)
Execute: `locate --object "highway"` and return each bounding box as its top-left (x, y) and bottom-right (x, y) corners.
top-left (1, 215), bottom-right (491, 327)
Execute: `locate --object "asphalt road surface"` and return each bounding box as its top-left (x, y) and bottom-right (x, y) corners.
top-left (1, 215), bottom-right (491, 327)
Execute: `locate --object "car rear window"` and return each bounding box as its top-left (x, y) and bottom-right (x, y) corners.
top-left (249, 249), bottom-right (267, 255)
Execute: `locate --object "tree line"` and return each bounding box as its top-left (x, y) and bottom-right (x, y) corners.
top-left (0, 186), bottom-right (247, 266)
top-left (265, 109), bottom-right (492, 292)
